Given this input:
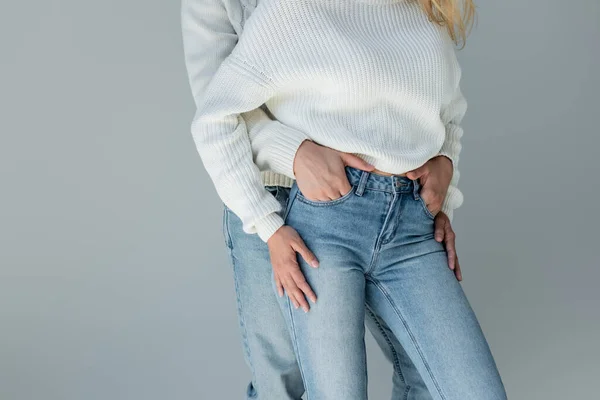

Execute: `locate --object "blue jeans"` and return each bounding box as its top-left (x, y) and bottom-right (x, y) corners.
top-left (223, 184), bottom-right (433, 399)
top-left (278, 166), bottom-right (508, 400)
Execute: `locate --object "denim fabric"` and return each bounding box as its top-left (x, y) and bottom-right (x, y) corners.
top-left (223, 185), bottom-right (435, 399)
top-left (278, 166), bottom-right (508, 400)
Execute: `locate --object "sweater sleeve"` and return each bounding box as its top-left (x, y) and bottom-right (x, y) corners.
top-left (180, 0), bottom-right (310, 181)
top-left (437, 79), bottom-right (467, 222)
top-left (180, 0), bottom-right (310, 241)
top-left (243, 107), bottom-right (311, 180)
top-left (190, 54), bottom-right (288, 242)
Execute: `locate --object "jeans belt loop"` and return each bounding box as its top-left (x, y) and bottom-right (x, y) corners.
top-left (355, 170), bottom-right (369, 197)
top-left (412, 178), bottom-right (420, 200)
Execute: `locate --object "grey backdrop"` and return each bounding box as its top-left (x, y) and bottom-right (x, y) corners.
top-left (1, 1), bottom-right (598, 399)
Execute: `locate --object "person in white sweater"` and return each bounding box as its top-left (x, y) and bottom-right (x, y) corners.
top-left (183, 0), bottom-right (507, 398)
top-left (181, 0), bottom-right (462, 398)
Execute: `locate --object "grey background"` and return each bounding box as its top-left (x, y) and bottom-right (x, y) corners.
top-left (1, 0), bottom-right (598, 399)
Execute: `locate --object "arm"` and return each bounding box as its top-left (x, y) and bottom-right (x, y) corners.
top-left (180, 0), bottom-right (310, 241)
top-left (437, 80), bottom-right (467, 222)
top-left (244, 107), bottom-right (311, 179)
top-left (192, 53), bottom-right (287, 242)
top-left (180, 0), bottom-right (310, 182)
top-left (181, 0), bottom-right (292, 242)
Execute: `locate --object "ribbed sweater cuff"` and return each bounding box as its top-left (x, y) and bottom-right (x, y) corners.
top-left (266, 126), bottom-right (311, 180)
top-left (435, 151), bottom-right (455, 167)
top-left (255, 212), bottom-right (285, 243)
top-left (440, 185), bottom-right (463, 223)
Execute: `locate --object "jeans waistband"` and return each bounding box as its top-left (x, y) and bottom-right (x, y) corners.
top-left (345, 166), bottom-right (421, 196)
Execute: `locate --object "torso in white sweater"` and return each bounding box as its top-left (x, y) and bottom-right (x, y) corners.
top-left (191, 0), bottom-right (467, 242)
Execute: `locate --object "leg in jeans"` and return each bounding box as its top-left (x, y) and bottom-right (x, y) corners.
top-left (224, 184), bottom-right (434, 399)
top-left (365, 305), bottom-right (432, 400)
top-left (366, 177), bottom-right (507, 400)
top-left (279, 167), bottom-right (507, 399)
top-left (222, 186), bottom-right (304, 399)
top-left (278, 175), bottom-right (383, 399)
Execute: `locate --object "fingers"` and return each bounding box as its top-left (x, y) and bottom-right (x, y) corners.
top-left (280, 268), bottom-right (316, 313)
top-left (282, 276), bottom-right (302, 309)
top-left (434, 215), bottom-right (460, 280)
top-left (284, 275), bottom-right (311, 312)
top-left (327, 179), bottom-right (352, 199)
top-left (446, 240), bottom-right (457, 271)
top-left (405, 162), bottom-right (429, 181)
top-left (340, 153), bottom-right (375, 171)
top-left (273, 238), bottom-right (319, 313)
top-left (434, 217), bottom-right (446, 242)
top-left (420, 187), bottom-right (443, 215)
top-left (274, 274), bottom-right (284, 297)
top-left (454, 257), bottom-right (463, 281)
top-left (291, 269), bottom-right (317, 305)
top-left (292, 238), bottom-right (320, 268)
top-left (444, 227), bottom-right (457, 271)
top-left (269, 227), bottom-right (318, 313)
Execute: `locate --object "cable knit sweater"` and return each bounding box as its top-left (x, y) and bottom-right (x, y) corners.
top-left (187, 0), bottom-right (467, 242)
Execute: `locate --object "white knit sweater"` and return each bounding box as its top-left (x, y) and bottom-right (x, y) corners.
top-left (188, 0), bottom-right (467, 242)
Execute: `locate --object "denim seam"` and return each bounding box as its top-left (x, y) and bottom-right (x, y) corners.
top-left (365, 192), bottom-right (393, 274)
top-left (404, 385), bottom-right (412, 400)
top-left (295, 184), bottom-right (357, 207)
top-left (416, 194), bottom-right (436, 220)
top-left (355, 170), bottom-right (370, 196)
top-left (284, 296), bottom-right (310, 400)
top-left (381, 193), bottom-right (404, 246)
top-left (367, 277), bottom-right (447, 400)
top-left (228, 248), bottom-right (259, 398)
top-left (355, 187), bottom-right (410, 195)
top-left (412, 180), bottom-right (436, 220)
top-left (283, 184), bottom-right (298, 222)
top-left (365, 304), bottom-right (407, 387)
top-left (365, 192), bottom-right (397, 274)
top-left (222, 206), bottom-right (233, 249)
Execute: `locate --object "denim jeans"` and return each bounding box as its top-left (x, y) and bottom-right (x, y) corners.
top-left (277, 166), bottom-right (508, 400)
top-left (223, 184), bottom-right (434, 399)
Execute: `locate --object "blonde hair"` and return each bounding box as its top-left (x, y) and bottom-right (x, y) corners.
top-left (417, 0), bottom-right (477, 49)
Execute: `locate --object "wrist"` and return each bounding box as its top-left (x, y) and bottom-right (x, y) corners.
top-left (255, 212), bottom-right (285, 243)
top-left (266, 127), bottom-right (311, 180)
top-left (434, 153), bottom-right (453, 167)
top-left (292, 139), bottom-right (314, 177)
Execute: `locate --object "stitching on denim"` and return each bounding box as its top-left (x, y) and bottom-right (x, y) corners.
top-left (295, 184), bottom-right (357, 207)
top-left (283, 184), bottom-right (298, 222)
top-left (355, 170), bottom-right (369, 196)
top-left (222, 206), bottom-right (233, 249)
top-left (284, 296), bottom-right (310, 400)
top-left (417, 195), bottom-right (436, 220)
top-left (367, 277), bottom-right (447, 400)
top-left (412, 180), bottom-right (436, 220)
top-left (364, 192), bottom-right (391, 275)
top-left (365, 191), bottom-right (397, 274)
top-left (228, 248), bottom-right (259, 397)
top-left (404, 385), bottom-right (411, 400)
top-left (365, 304), bottom-right (406, 385)
top-left (381, 193), bottom-right (405, 246)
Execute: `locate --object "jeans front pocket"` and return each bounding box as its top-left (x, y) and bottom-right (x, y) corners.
top-left (295, 183), bottom-right (357, 207)
top-left (416, 194), bottom-right (437, 220)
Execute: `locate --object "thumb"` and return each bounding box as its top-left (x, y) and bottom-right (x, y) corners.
top-left (405, 164), bottom-right (428, 180)
top-left (340, 153), bottom-right (375, 171)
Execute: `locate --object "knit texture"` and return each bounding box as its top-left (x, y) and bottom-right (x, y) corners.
top-left (181, 0), bottom-right (298, 192)
top-left (190, 0), bottom-right (467, 242)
